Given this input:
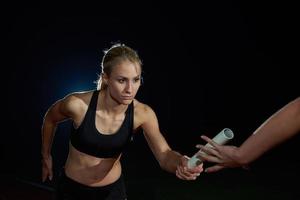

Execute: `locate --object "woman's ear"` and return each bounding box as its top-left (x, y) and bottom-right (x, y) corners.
top-left (102, 73), bottom-right (108, 85)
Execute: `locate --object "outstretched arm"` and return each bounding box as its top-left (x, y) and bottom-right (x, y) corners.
top-left (197, 97), bottom-right (300, 173)
top-left (139, 104), bottom-right (203, 180)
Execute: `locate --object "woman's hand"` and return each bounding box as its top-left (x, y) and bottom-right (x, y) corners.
top-left (176, 155), bottom-right (203, 180)
top-left (196, 135), bottom-right (244, 173)
top-left (42, 155), bottom-right (53, 182)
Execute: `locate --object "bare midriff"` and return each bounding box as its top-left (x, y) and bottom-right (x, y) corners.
top-left (64, 143), bottom-right (122, 187)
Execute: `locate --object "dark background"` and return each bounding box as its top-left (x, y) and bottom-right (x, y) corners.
top-left (1, 1), bottom-right (299, 199)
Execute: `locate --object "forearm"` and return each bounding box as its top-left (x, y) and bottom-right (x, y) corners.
top-left (237, 98), bottom-right (300, 165)
top-left (159, 150), bottom-right (182, 173)
top-left (41, 119), bottom-right (57, 158)
top-left (41, 98), bottom-right (71, 158)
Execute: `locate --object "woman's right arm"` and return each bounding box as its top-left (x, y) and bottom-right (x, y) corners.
top-left (41, 94), bottom-right (81, 181)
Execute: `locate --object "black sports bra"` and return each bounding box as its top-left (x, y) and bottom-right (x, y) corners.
top-left (70, 90), bottom-right (134, 158)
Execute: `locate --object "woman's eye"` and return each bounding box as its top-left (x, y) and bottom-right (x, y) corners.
top-left (134, 78), bottom-right (140, 82)
top-left (118, 79), bottom-right (125, 83)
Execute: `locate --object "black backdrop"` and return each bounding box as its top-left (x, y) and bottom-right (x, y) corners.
top-left (2, 1), bottom-right (299, 199)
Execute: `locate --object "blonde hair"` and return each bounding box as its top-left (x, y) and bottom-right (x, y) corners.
top-left (96, 43), bottom-right (142, 90)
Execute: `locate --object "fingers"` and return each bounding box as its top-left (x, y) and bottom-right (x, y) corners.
top-left (176, 165), bottom-right (201, 180)
top-left (196, 152), bottom-right (222, 163)
top-left (200, 135), bottom-right (219, 148)
top-left (42, 169), bottom-right (53, 182)
top-left (42, 171), bottom-right (47, 182)
top-left (204, 165), bottom-right (225, 173)
top-left (176, 157), bottom-right (203, 180)
top-left (196, 144), bottom-right (219, 156)
top-left (42, 160), bottom-right (53, 182)
top-left (49, 170), bottom-right (53, 181)
top-left (188, 163), bottom-right (204, 173)
top-left (195, 145), bottom-right (222, 162)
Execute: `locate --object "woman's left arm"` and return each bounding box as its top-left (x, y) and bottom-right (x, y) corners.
top-left (139, 104), bottom-right (203, 180)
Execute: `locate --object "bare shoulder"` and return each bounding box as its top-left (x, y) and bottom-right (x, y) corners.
top-left (61, 90), bottom-right (95, 116)
top-left (133, 99), bottom-right (157, 121)
top-left (133, 99), bottom-right (160, 133)
top-left (64, 90), bottom-right (93, 104)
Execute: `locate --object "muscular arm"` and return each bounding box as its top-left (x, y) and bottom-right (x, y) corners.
top-left (41, 94), bottom-right (81, 159)
top-left (140, 105), bottom-right (181, 173)
top-left (198, 97), bottom-right (300, 172)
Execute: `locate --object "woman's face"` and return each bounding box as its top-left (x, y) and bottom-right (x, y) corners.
top-left (105, 60), bottom-right (142, 105)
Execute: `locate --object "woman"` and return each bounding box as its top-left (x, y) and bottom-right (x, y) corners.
top-left (41, 43), bottom-right (203, 200)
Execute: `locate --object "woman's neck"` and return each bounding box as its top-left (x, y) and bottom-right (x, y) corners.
top-left (98, 90), bottom-right (128, 115)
